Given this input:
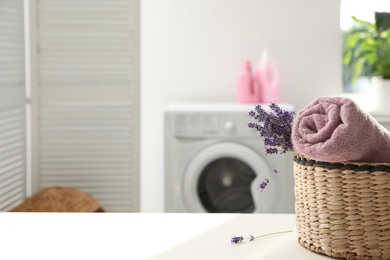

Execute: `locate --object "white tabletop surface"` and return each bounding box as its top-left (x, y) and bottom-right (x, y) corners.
top-left (0, 213), bottom-right (331, 260)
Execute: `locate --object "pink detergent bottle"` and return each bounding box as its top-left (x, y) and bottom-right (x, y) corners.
top-left (236, 60), bottom-right (258, 103)
top-left (255, 49), bottom-right (280, 103)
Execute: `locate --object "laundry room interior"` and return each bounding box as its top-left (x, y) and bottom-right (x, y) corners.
top-left (142, 0), bottom-right (390, 213)
top-left (8, 1), bottom-right (390, 258)
top-left (141, 0), bottom-right (343, 213)
top-left (3, 0), bottom-right (390, 214)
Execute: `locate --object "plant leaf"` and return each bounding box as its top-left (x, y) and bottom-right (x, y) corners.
top-left (344, 32), bottom-right (361, 49)
top-left (343, 49), bottom-right (352, 65)
top-left (352, 16), bottom-right (375, 30)
top-left (351, 57), bottom-right (365, 81)
top-left (375, 12), bottom-right (390, 33)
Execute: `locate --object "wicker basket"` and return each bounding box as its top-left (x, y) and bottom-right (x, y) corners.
top-left (293, 154), bottom-right (390, 260)
top-left (11, 186), bottom-right (104, 212)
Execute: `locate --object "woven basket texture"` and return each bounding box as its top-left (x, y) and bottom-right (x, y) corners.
top-left (294, 154), bottom-right (390, 260)
top-left (11, 186), bottom-right (102, 212)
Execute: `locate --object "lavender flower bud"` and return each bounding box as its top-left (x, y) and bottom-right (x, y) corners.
top-left (257, 178), bottom-right (270, 192)
top-left (231, 236), bottom-right (244, 243)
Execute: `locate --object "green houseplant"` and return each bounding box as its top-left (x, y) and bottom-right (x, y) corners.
top-left (343, 12), bottom-right (390, 83)
top-left (343, 12), bottom-right (390, 111)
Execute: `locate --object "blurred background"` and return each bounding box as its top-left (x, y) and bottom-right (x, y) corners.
top-left (1, 0), bottom-right (388, 213)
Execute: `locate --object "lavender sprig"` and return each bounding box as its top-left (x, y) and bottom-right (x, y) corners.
top-left (248, 103), bottom-right (296, 191)
top-left (231, 230), bottom-right (292, 244)
top-left (248, 103), bottom-right (295, 155)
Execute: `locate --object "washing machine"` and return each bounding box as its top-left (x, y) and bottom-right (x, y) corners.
top-left (164, 102), bottom-right (295, 213)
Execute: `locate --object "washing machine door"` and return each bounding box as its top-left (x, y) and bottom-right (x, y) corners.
top-left (183, 142), bottom-right (277, 213)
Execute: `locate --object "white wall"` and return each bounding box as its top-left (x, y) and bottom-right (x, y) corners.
top-left (141, 0), bottom-right (342, 212)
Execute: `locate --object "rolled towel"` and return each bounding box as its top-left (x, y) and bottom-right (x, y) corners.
top-left (292, 96), bottom-right (390, 163)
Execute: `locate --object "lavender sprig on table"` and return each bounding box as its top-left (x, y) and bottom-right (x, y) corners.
top-left (231, 230), bottom-right (292, 244)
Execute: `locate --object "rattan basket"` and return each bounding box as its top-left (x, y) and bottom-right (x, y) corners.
top-left (11, 186), bottom-right (104, 212)
top-left (293, 154), bottom-right (390, 260)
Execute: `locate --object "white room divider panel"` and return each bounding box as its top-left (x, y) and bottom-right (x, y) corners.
top-left (0, 0), bottom-right (27, 211)
top-left (31, 0), bottom-right (140, 212)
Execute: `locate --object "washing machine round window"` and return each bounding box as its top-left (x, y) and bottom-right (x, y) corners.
top-left (183, 142), bottom-right (277, 213)
top-left (197, 157), bottom-right (256, 213)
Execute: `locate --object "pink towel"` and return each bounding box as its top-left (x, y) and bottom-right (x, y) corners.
top-left (292, 96), bottom-right (390, 163)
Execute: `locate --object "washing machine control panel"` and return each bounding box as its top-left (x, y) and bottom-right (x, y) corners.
top-left (170, 112), bottom-right (258, 138)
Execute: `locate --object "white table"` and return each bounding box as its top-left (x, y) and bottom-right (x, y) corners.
top-left (0, 213), bottom-right (331, 260)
